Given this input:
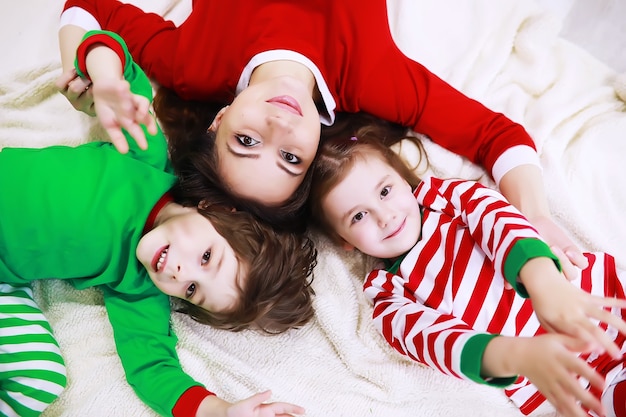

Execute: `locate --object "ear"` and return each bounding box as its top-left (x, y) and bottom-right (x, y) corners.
top-left (198, 199), bottom-right (209, 210)
top-left (208, 105), bottom-right (229, 132)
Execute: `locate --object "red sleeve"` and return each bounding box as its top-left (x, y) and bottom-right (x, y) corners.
top-left (172, 386), bottom-right (215, 417)
top-left (63, 0), bottom-right (179, 90)
top-left (75, 32), bottom-right (126, 79)
top-left (406, 65), bottom-right (535, 175)
top-left (358, 53), bottom-right (535, 176)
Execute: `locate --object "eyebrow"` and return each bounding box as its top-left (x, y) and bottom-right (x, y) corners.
top-left (226, 143), bottom-right (301, 177)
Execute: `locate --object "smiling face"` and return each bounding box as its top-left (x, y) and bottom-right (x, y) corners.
top-left (136, 207), bottom-right (243, 313)
top-left (212, 75), bottom-right (321, 206)
top-left (321, 151), bottom-right (422, 259)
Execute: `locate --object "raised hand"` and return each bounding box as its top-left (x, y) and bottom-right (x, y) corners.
top-left (521, 257), bottom-right (626, 359)
top-left (90, 77), bottom-right (156, 154)
top-left (513, 334), bottom-right (605, 417)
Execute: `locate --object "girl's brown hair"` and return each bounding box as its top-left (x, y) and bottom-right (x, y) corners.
top-left (153, 87), bottom-right (312, 233)
top-left (310, 113), bottom-right (428, 244)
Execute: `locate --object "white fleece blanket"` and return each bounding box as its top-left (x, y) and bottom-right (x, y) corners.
top-left (2, 1), bottom-right (625, 416)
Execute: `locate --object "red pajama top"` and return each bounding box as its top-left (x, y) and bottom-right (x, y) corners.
top-left (61, 0), bottom-right (539, 184)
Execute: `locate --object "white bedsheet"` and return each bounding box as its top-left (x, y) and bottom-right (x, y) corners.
top-left (2, 0), bottom-right (625, 416)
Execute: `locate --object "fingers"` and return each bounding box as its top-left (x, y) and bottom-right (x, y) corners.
top-left (237, 390), bottom-right (305, 416)
top-left (271, 403), bottom-right (306, 416)
top-left (547, 339), bottom-right (606, 417)
top-left (56, 68), bottom-right (95, 115)
top-left (563, 244), bottom-right (589, 270)
top-left (564, 364), bottom-right (605, 417)
top-left (55, 68), bottom-right (78, 90)
top-left (243, 389), bottom-right (273, 406)
top-left (550, 246), bottom-right (579, 281)
top-left (106, 127), bottom-right (130, 154)
top-left (587, 302), bottom-right (626, 358)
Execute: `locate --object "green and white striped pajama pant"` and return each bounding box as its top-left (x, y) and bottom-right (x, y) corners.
top-left (0, 283), bottom-right (66, 417)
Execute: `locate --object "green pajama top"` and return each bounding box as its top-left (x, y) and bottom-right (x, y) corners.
top-left (0, 31), bottom-right (203, 416)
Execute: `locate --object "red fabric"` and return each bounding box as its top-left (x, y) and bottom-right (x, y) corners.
top-left (613, 380), bottom-right (626, 417)
top-left (142, 192), bottom-right (173, 235)
top-left (76, 32), bottom-right (126, 79)
top-left (172, 386), bottom-right (215, 417)
top-left (63, 0), bottom-right (535, 176)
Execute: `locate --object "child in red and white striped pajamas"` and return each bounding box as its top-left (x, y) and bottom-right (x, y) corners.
top-left (310, 130), bottom-right (626, 417)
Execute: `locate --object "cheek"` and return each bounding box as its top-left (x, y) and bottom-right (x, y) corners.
top-left (344, 225), bottom-right (371, 249)
top-left (135, 231), bottom-right (156, 266)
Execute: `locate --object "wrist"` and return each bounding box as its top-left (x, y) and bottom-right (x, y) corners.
top-left (498, 164), bottom-right (549, 218)
top-left (482, 335), bottom-right (523, 378)
top-left (84, 45), bottom-right (124, 83)
top-left (519, 256), bottom-right (562, 297)
top-left (195, 395), bottom-right (228, 417)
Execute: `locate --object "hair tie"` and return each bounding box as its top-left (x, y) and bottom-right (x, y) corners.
top-left (350, 136), bottom-right (358, 141)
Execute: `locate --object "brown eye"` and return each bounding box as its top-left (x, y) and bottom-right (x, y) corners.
top-left (201, 250), bottom-right (211, 265)
top-left (281, 150), bottom-right (301, 164)
top-left (352, 212), bottom-right (366, 224)
top-left (185, 283), bottom-right (196, 298)
top-left (236, 135), bottom-right (259, 146)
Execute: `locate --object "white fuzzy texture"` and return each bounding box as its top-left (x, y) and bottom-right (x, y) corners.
top-left (2, 0), bottom-right (625, 416)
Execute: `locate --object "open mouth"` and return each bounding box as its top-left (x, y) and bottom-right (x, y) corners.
top-left (152, 245), bottom-right (169, 272)
top-left (266, 95), bottom-right (303, 116)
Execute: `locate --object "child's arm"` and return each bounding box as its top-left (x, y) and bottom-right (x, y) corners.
top-left (57, 24), bottom-right (94, 115)
top-left (364, 269), bottom-right (515, 388)
top-left (81, 42), bottom-right (153, 153)
top-left (365, 266), bottom-right (604, 417)
top-left (57, 29), bottom-right (157, 153)
top-left (196, 391), bottom-right (304, 417)
top-left (105, 290), bottom-right (306, 417)
top-left (421, 178), bottom-right (626, 356)
top-left (483, 334), bottom-right (604, 417)
top-left (519, 257), bottom-right (626, 359)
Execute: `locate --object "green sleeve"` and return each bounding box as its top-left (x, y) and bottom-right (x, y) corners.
top-left (460, 334), bottom-right (517, 387)
top-left (75, 30), bottom-right (171, 172)
top-left (103, 288), bottom-right (202, 417)
top-left (503, 238), bottom-right (561, 297)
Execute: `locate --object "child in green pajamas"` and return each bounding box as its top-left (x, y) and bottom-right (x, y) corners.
top-left (0, 31), bottom-right (316, 417)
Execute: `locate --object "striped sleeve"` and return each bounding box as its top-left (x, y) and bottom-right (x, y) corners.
top-left (416, 178), bottom-right (557, 293)
top-left (363, 269), bottom-right (514, 386)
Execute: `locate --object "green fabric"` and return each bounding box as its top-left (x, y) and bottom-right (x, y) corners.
top-left (503, 238), bottom-right (561, 297)
top-left (0, 31), bottom-right (200, 417)
top-left (0, 284), bottom-right (66, 416)
top-left (460, 333), bottom-right (517, 387)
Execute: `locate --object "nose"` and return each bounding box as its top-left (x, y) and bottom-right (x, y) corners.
top-left (376, 207), bottom-right (396, 228)
top-left (172, 265), bottom-right (191, 281)
top-left (266, 113), bottom-right (292, 134)
top-left (171, 265), bottom-right (193, 286)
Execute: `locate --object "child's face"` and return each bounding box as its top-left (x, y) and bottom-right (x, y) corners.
top-left (136, 209), bottom-right (242, 313)
top-left (321, 152), bottom-right (422, 259)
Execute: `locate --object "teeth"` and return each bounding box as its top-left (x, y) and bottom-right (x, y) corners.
top-left (156, 248), bottom-right (168, 271)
